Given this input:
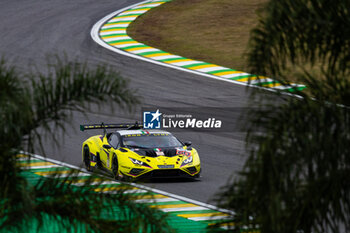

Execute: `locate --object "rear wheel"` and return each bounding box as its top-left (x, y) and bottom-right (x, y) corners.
top-left (83, 145), bottom-right (93, 172)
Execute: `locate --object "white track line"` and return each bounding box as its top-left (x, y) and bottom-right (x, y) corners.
top-left (73, 181), bottom-right (119, 186)
top-left (135, 197), bottom-right (178, 203)
top-left (101, 189), bottom-right (148, 194)
top-left (189, 216), bottom-right (231, 221)
top-left (162, 206), bottom-right (209, 212)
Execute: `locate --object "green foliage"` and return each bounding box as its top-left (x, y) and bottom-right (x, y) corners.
top-left (212, 0), bottom-right (350, 232)
top-left (214, 98), bottom-right (350, 233)
top-left (247, 0), bottom-right (350, 80)
top-left (2, 173), bottom-right (172, 233)
top-left (0, 58), bottom-right (173, 233)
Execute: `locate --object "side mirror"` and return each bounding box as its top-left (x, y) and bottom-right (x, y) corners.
top-left (184, 141), bottom-right (192, 146)
top-left (103, 144), bottom-right (112, 150)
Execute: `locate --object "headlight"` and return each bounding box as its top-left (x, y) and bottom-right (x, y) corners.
top-left (181, 155), bottom-right (193, 167)
top-left (129, 157), bottom-right (151, 168)
top-left (129, 157), bottom-right (143, 165)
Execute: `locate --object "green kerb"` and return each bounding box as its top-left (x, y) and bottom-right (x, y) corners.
top-left (107, 39), bottom-right (135, 44)
top-left (183, 62), bottom-right (211, 68)
top-left (209, 69), bottom-right (236, 74)
top-left (105, 21), bottom-right (132, 25)
top-left (158, 57), bottom-right (187, 62)
top-left (100, 27), bottom-right (127, 31)
top-left (113, 14), bottom-right (142, 19)
top-left (119, 45), bottom-right (148, 50)
top-left (229, 74), bottom-right (254, 80)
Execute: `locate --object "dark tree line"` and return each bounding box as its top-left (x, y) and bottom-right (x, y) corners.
top-left (212, 0), bottom-right (350, 232)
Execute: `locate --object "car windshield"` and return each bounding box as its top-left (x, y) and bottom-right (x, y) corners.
top-left (122, 134), bottom-right (183, 148)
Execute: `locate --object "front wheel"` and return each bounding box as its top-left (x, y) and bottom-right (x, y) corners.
top-left (83, 146), bottom-right (93, 172)
top-left (112, 155), bottom-right (119, 180)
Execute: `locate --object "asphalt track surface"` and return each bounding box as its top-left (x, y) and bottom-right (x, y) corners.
top-left (0, 0), bottom-right (272, 204)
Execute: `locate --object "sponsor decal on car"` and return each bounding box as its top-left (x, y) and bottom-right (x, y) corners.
top-left (157, 165), bottom-right (175, 169)
top-left (176, 149), bottom-right (191, 157)
top-left (154, 148), bottom-right (164, 156)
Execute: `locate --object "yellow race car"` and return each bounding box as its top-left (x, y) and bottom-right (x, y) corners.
top-left (80, 123), bottom-right (201, 180)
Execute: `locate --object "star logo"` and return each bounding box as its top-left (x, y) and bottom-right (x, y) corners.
top-left (151, 109), bottom-right (162, 122)
top-left (143, 109), bottom-right (162, 129)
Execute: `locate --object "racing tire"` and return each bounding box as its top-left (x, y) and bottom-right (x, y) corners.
top-left (96, 153), bottom-right (102, 169)
top-left (83, 145), bottom-right (94, 172)
top-left (112, 155), bottom-right (119, 180)
top-left (194, 172), bottom-right (201, 179)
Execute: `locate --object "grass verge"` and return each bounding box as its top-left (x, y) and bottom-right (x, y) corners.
top-left (128, 0), bottom-right (267, 72)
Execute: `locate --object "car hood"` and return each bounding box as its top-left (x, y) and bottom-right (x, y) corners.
top-left (132, 147), bottom-right (185, 157)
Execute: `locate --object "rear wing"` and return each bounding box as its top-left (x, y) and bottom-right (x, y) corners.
top-left (80, 122), bottom-right (142, 131)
